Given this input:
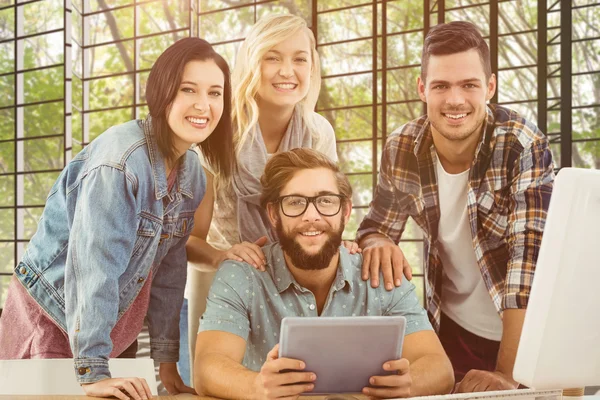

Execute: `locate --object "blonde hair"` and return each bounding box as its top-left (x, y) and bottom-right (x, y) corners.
top-left (232, 14), bottom-right (321, 154)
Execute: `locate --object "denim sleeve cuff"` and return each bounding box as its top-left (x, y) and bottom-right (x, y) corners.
top-left (150, 338), bottom-right (179, 363)
top-left (74, 358), bottom-right (111, 384)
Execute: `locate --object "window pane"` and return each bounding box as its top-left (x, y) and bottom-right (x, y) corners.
top-left (87, 40), bottom-right (133, 77)
top-left (387, 0), bottom-right (423, 34)
top-left (0, 243), bottom-right (14, 274)
top-left (198, 7), bottom-right (254, 44)
top-left (498, 32), bottom-right (537, 69)
top-left (18, 207), bottom-right (43, 240)
top-left (343, 205), bottom-right (371, 241)
top-left (137, 70), bottom-right (149, 104)
top-left (88, 0), bottom-right (130, 12)
top-left (320, 39), bottom-right (372, 76)
top-left (21, 0), bottom-right (63, 36)
top-left (0, 175), bottom-right (14, 206)
top-left (572, 141), bottom-right (600, 169)
top-left (199, 0), bottom-right (253, 12)
top-left (256, 1), bottom-right (311, 26)
top-left (386, 67), bottom-right (420, 103)
top-left (0, 74), bottom-right (15, 107)
top-left (317, 0), bottom-right (369, 12)
top-left (573, 40), bottom-right (600, 74)
top-left (445, 5), bottom-right (490, 37)
top-left (136, 105), bottom-right (149, 120)
top-left (573, 7), bottom-right (599, 41)
top-left (337, 140), bottom-right (373, 173)
top-left (0, 7), bottom-right (15, 41)
top-left (21, 31), bottom-right (64, 70)
top-left (347, 173), bottom-right (372, 207)
top-left (72, 109), bottom-right (82, 143)
top-left (137, 0), bottom-right (189, 36)
top-left (86, 7), bottom-right (134, 46)
top-left (499, 0), bottom-right (536, 34)
top-left (573, 107), bottom-right (600, 141)
top-left (403, 217), bottom-right (424, 240)
top-left (328, 106), bottom-right (373, 140)
top-left (89, 74), bottom-right (134, 110)
top-left (138, 31), bottom-right (188, 70)
top-left (0, 141), bottom-right (15, 173)
top-left (0, 42), bottom-right (14, 74)
top-left (0, 108), bottom-right (15, 140)
top-left (88, 107), bottom-right (132, 142)
top-left (317, 6), bottom-right (372, 44)
top-left (0, 209), bottom-right (14, 240)
top-left (498, 67), bottom-right (537, 103)
top-left (319, 72), bottom-right (373, 109)
top-left (72, 74), bottom-right (82, 110)
top-left (573, 74), bottom-right (598, 108)
top-left (21, 172), bottom-right (59, 206)
top-left (387, 102), bottom-right (423, 132)
top-left (211, 41), bottom-right (240, 70)
top-left (386, 31), bottom-right (423, 69)
top-left (23, 101), bottom-right (63, 138)
top-left (72, 8), bottom-right (82, 45)
top-left (23, 137), bottom-right (63, 172)
top-left (22, 67), bottom-right (63, 104)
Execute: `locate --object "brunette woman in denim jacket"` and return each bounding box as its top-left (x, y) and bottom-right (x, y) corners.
top-left (0, 38), bottom-right (234, 400)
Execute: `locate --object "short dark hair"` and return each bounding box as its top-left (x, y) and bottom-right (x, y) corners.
top-left (260, 148), bottom-right (352, 209)
top-left (146, 37), bottom-right (233, 178)
top-left (421, 21), bottom-right (491, 83)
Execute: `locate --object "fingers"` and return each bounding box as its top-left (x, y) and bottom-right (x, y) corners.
top-left (342, 240), bottom-right (360, 254)
top-left (254, 236), bottom-right (268, 246)
top-left (266, 343), bottom-right (280, 361)
top-left (121, 380), bottom-right (143, 400)
top-left (266, 382), bottom-right (314, 399)
top-left (369, 250), bottom-right (380, 288)
top-left (381, 253), bottom-right (394, 291)
top-left (264, 357), bottom-right (305, 374)
top-left (391, 248), bottom-right (406, 286)
top-left (229, 243), bottom-right (266, 270)
top-left (140, 378), bottom-right (153, 399)
top-left (362, 249), bottom-right (372, 280)
top-left (111, 387), bottom-right (131, 400)
top-left (127, 378), bottom-right (150, 400)
top-left (383, 358), bottom-right (410, 373)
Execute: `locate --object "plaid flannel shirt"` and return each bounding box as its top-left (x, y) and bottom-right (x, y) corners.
top-left (357, 105), bottom-right (555, 332)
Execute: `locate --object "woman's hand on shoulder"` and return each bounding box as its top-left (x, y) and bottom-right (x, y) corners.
top-left (343, 240), bottom-right (362, 255)
top-left (219, 236), bottom-right (268, 270)
top-left (81, 377), bottom-right (153, 400)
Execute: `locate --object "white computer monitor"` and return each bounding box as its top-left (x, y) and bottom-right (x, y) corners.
top-left (513, 168), bottom-right (600, 389)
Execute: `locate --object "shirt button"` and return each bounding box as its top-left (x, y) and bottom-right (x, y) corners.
top-left (309, 304), bottom-right (315, 311)
top-left (19, 266), bottom-right (26, 274)
top-left (137, 277), bottom-right (145, 283)
top-left (78, 367), bottom-right (87, 375)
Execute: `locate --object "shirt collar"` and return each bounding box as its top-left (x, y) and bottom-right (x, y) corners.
top-left (142, 117), bottom-right (193, 201)
top-left (270, 244), bottom-right (353, 294)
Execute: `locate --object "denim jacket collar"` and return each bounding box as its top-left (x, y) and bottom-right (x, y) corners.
top-left (142, 117), bottom-right (193, 200)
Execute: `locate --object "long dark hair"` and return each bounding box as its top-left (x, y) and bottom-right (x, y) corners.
top-left (146, 37), bottom-right (233, 178)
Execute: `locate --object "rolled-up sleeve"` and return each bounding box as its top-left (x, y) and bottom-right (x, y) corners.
top-left (199, 262), bottom-right (252, 341)
top-left (356, 134), bottom-right (409, 244)
top-left (503, 138), bottom-right (554, 310)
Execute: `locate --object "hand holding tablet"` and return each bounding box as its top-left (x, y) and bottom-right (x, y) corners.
top-left (278, 316), bottom-right (408, 396)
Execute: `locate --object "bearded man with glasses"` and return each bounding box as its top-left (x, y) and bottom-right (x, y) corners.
top-left (193, 148), bottom-right (454, 400)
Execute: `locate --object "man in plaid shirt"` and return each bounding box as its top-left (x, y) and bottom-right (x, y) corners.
top-left (357, 21), bottom-right (554, 392)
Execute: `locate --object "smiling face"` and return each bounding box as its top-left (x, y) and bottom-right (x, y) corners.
top-left (256, 29), bottom-right (312, 109)
top-left (417, 49), bottom-right (496, 143)
top-left (268, 168), bottom-right (351, 270)
top-left (167, 59), bottom-right (225, 156)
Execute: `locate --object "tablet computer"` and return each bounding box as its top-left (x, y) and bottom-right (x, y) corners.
top-left (278, 316), bottom-right (406, 394)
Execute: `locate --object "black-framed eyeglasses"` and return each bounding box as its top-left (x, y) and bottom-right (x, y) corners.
top-left (277, 194), bottom-right (345, 217)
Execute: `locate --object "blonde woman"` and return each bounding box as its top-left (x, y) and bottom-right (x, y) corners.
top-left (187, 14), bottom-right (342, 270)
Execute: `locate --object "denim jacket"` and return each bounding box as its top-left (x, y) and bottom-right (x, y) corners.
top-left (13, 119), bottom-right (206, 383)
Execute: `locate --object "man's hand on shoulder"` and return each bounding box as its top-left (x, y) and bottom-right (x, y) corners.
top-left (363, 358), bottom-right (412, 398)
top-left (253, 344), bottom-right (316, 400)
top-left (456, 370), bottom-right (518, 393)
top-left (360, 233), bottom-right (412, 291)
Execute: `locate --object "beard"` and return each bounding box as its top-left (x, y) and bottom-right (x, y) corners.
top-left (275, 218), bottom-right (344, 270)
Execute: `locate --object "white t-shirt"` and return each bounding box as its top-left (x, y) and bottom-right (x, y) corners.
top-left (436, 158), bottom-right (503, 341)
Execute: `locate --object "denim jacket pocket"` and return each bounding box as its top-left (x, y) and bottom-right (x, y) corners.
top-left (173, 215), bottom-right (194, 238)
top-left (132, 214), bottom-right (161, 257)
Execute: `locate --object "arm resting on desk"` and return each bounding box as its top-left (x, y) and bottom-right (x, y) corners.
top-left (194, 331), bottom-right (259, 400)
top-left (402, 330), bottom-right (455, 396)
